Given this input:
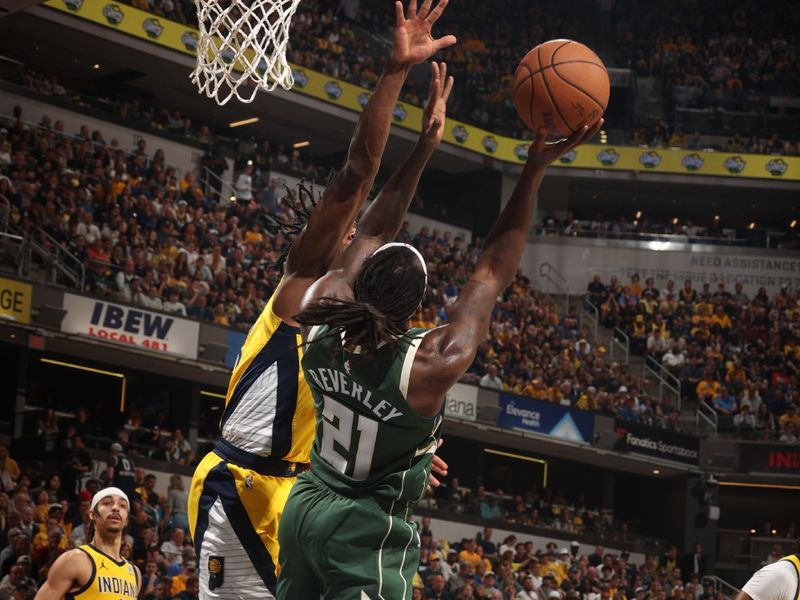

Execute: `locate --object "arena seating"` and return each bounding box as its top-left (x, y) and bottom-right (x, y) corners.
top-left (111, 0), bottom-right (800, 150)
top-left (589, 273), bottom-right (800, 443)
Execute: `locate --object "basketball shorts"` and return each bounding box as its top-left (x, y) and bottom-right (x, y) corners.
top-left (276, 471), bottom-right (419, 600)
top-left (188, 440), bottom-right (304, 599)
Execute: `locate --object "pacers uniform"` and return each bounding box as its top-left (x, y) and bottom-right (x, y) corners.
top-left (68, 544), bottom-right (138, 600)
top-left (742, 553), bottom-right (800, 600)
top-left (277, 325), bottom-right (442, 600)
top-left (188, 292), bottom-right (315, 598)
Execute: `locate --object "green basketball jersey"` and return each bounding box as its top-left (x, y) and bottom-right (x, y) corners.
top-left (301, 324), bottom-right (442, 504)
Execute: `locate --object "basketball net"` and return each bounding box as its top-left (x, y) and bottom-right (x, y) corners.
top-left (191, 0), bottom-right (301, 105)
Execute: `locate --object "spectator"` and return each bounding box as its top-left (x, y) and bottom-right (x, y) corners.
top-left (480, 365), bottom-right (503, 390)
top-left (0, 447), bottom-right (19, 494)
top-left (734, 404), bottom-right (757, 438)
top-left (0, 562), bottom-right (37, 600)
top-left (175, 575), bottom-right (199, 600)
top-left (235, 163), bottom-right (254, 203)
top-left (108, 443), bottom-right (136, 500)
top-left (167, 475), bottom-right (189, 533)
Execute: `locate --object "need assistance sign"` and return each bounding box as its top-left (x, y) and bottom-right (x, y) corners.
top-left (61, 294), bottom-right (199, 359)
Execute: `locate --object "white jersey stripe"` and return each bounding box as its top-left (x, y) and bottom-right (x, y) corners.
top-left (198, 498), bottom-right (275, 599)
top-left (399, 330), bottom-right (431, 399)
top-left (221, 362), bottom-right (279, 455)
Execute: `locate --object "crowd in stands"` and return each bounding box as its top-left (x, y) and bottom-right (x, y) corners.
top-left (425, 480), bottom-right (624, 541)
top-left (0, 104), bottom-right (676, 432)
top-left (0, 439), bottom-right (197, 600)
top-left (408, 519), bottom-right (715, 600)
top-left (538, 214), bottom-right (744, 245)
top-left (614, 0), bottom-right (800, 109)
top-left (110, 0), bottom-right (799, 152)
top-left (588, 274), bottom-right (800, 441)
top-left (0, 438), bottom-right (677, 600)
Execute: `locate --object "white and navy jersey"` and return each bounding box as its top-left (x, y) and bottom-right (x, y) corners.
top-left (220, 290), bottom-right (315, 463)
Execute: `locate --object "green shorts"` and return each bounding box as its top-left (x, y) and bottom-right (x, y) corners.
top-left (276, 471), bottom-right (419, 600)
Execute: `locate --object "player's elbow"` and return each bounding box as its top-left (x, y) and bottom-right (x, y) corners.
top-left (343, 153), bottom-right (380, 186)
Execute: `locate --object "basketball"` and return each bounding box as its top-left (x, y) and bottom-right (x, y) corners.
top-left (512, 39), bottom-right (610, 139)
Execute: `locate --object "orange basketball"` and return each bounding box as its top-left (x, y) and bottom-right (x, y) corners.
top-left (512, 39), bottom-right (610, 140)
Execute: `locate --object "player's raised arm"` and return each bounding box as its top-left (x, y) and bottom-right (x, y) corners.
top-left (273, 0), bottom-right (456, 323)
top-left (301, 62), bottom-right (453, 304)
top-left (407, 120), bottom-right (603, 416)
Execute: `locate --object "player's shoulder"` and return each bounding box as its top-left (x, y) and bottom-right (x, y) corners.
top-left (743, 558), bottom-right (798, 600)
top-left (51, 546), bottom-right (94, 574)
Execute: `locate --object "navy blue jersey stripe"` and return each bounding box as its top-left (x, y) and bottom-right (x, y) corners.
top-left (196, 462), bottom-right (278, 593)
top-left (222, 321), bottom-right (300, 440)
top-left (267, 335), bottom-right (300, 457)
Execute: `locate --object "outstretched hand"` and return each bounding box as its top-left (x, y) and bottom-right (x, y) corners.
top-left (393, 0), bottom-right (457, 66)
top-left (527, 119), bottom-right (604, 170)
top-left (420, 61), bottom-right (454, 148)
top-left (427, 438), bottom-right (448, 490)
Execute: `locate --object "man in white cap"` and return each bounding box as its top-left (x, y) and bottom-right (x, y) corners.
top-left (736, 550), bottom-right (800, 600)
top-left (33, 487), bottom-right (140, 600)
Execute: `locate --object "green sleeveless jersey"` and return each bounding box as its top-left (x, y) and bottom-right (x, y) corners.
top-left (302, 324), bottom-right (442, 504)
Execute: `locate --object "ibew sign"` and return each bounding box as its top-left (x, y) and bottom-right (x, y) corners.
top-left (61, 294), bottom-right (200, 359)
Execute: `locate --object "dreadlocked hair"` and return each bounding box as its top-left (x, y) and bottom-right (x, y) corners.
top-left (295, 245), bottom-right (428, 362)
top-left (262, 180), bottom-right (320, 270)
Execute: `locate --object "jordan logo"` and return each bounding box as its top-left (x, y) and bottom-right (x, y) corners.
top-left (98, 560), bottom-right (108, 571)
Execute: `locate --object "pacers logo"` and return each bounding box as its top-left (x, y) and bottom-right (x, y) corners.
top-left (208, 556), bottom-right (225, 590)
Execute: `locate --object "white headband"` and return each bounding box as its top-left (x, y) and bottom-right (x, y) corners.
top-left (91, 487), bottom-right (130, 511)
top-left (370, 242), bottom-right (428, 289)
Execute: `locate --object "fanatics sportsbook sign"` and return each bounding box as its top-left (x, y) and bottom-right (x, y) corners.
top-left (60, 294), bottom-right (200, 360)
top-left (613, 420), bottom-right (699, 465)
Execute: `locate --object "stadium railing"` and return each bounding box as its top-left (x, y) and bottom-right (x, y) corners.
top-left (610, 327), bottom-right (630, 364)
top-left (697, 400), bottom-right (719, 435)
top-left (643, 355), bottom-right (683, 412)
top-left (580, 296), bottom-right (600, 345)
top-left (534, 227), bottom-right (751, 247)
top-left (538, 262), bottom-right (569, 317)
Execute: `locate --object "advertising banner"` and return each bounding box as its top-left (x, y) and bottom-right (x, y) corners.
top-left (613, 419), bottom-right (700, 465)
top-left (519, 241), bottom-right (800, 298)
top-left (0, 277), bottom-right (32, 324)
top-left (497, 394), bottom-right (594, 444)
top-left (444, 382), bottom-right (478, 422)
top-left (225, 329), bottom-right (247, 370)
top-left (61, 294), bottom-right (199, 359)
top-left (46, 0), bottom-right (800, 179)
top-left (739, 444), bottom-right (800, 475)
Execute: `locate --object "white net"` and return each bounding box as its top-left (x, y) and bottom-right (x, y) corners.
top-left (191, 0), bottom-right (301, 105)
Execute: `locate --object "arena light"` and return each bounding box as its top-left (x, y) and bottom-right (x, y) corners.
top-left (228, 117), bottom-right (259, 128)
top-left (293, 140), bottom-right (311, 149)
top-left (672, 218), bottom-right (679, 225)
top-left (719, 481), bottom-right (800, 491)
top-left (748, 222), bottom-right (756, 230)
top-left (92, 63), bottom-right (101, 70)
top-left (483, 448), bottom-right (548, 487)
top-left (652, 469), bottom-right (660, 475)
top-left (791, 219), bottom-right (797, 229)
top-left (635, 211), bottom-right (642, 219)
top-left (714, 215), bottom-right (720, 221)
top-left (40, 358), bottom-right (127, 412)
